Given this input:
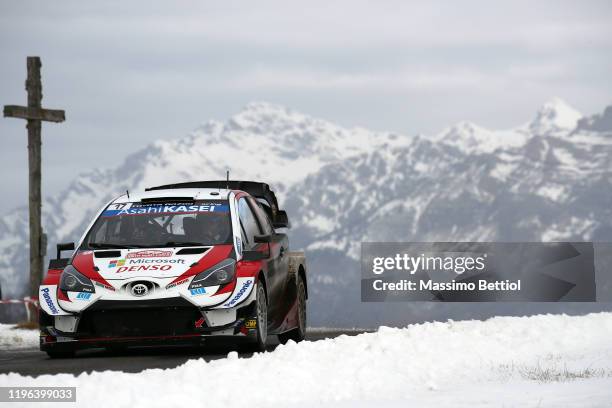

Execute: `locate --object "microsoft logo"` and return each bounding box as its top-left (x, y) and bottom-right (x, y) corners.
top-left (108, 259), bottom-right (126, 268)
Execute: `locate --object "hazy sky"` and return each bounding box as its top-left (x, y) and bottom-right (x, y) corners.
top-left (1, 1), bottom-right (611, 213)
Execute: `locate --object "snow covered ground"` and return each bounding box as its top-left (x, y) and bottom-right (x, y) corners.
top-left (0, 324), bottom-right (38, 350)
top-left (1, 313), bottom-right (611, 407)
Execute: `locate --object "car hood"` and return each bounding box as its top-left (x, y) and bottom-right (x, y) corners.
top-left (71, 245), bottom-right (234, 283)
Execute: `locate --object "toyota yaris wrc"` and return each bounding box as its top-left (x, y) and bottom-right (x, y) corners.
top-left (39, 181), bottom-right (307, 358)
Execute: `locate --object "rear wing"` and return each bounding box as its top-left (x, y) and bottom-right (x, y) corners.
top-left (146, 180), bottom-right (287, 226)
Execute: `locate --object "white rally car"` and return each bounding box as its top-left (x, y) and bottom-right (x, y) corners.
top-left (39, 181), bottom-right (307, 357)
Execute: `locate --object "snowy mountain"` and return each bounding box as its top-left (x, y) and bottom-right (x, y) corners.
top-left (287, 101), bottom-right (612, 259)
top-left (287, 98), bottom-right (611, 259)
top-left (1, 99), bottom-right (611, 325)
top-left (284, 100), bottom-right (612, 324)
top-left (430, 98), bottom-right (582, 155)
top-left (529, 97), bottom-right (583, 135)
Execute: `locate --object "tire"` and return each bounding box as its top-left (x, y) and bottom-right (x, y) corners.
top-left (45, 350), bottom-right (75, 359)
top-left (252, 283), bottom-right (268, 352)
top-left (278, 275), bottom-right (306, 344)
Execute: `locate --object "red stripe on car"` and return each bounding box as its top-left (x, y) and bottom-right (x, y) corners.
top-left (42, 269), bottom-right (63, 285)
top-left (167, 244), bottom-right (234, 286)
top-left (56, 288), bottom-right (71, 302)
top-left (236, 260), bottom-right (261, 278)
top-left (72, 251), bottom-right (114, 289)
top-left (212, 279), bottom-right (236, 296)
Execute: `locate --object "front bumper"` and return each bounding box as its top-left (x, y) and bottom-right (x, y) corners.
top-left (40, 295), bottom-right (258, 352)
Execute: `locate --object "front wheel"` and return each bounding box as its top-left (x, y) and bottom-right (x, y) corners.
top-left (278, 276), bottom-right (306, 344)
top-left (252, 283), bottom-right (268, 351)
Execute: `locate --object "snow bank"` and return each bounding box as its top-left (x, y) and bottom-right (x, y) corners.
top-left (1, 313), bottom-right (612, 407)
top-left (0, 324), bottom-right (38, 350)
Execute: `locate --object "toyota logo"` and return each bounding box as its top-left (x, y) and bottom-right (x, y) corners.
top-left (131, 283), bottom-right (149, 297)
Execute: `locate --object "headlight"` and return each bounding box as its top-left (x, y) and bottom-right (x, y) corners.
top-left (59, 265), bottom-right (95, 293)
top-left (189, 259), bottom-right (236, 289)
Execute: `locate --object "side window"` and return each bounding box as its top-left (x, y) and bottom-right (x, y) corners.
top-left (92, 221), bottom-right (108, 243)
top-left (94, 218), bottom-right (120, 242)
top-left (249, 197), bottom-right (273, 235)
top-left (238, 198), bottom-right (262, 248)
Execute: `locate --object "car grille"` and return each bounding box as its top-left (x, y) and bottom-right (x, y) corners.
top-left (78, 302), bottom-right (201, 337)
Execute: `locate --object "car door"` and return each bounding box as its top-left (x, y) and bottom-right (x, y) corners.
top-left (237, 197), bottom-right (283, 326)
top-left (247, 197), bottom-right (290, 327)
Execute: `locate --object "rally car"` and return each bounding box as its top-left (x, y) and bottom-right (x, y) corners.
top-left (39, 181), bottom-right (307, 358)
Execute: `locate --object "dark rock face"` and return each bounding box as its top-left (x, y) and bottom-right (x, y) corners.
top-left (576, 106), bottom-right (612, 133)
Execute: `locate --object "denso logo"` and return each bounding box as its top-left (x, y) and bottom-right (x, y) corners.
top-left (127, 250), bottom-right (172, 259)
top-left (41, 287), bottom-right (60, 315)
top-left (117, 264), bottom-right (173, 273)
top-left (223, 280), bottom-right (252, 307)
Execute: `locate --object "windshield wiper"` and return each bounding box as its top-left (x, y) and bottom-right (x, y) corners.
top-left (88, 242), bottom-right (144, 249)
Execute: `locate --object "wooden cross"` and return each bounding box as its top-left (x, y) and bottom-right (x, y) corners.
top-left (3, 57), bottom-right (65, 316)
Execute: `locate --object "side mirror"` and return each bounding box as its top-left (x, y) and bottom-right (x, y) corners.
top-left (242, 250), bottom-right (267, 261)
top-left (254, 234), bottom-right (272, 243)
top-left (56, 242), bottom-right (75, 260)
top-left (273, 210), bottom-right (291, 229)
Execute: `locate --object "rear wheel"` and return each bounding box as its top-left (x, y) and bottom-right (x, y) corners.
top-left (278, 276), bottom-right (306, 344)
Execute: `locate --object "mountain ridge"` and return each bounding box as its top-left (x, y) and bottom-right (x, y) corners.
top-left (1, 99), bottom-right (611, 325)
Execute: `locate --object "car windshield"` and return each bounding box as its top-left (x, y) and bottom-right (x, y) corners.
top-left (82, 200), bottom-right (232, 249)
